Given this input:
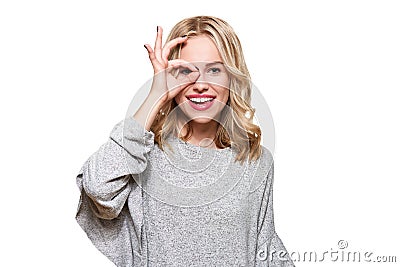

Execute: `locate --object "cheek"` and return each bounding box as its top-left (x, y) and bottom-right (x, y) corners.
top-left (220, 88), bottom-right (230, 102)
top-left (174, 92), bottom-right (184, 105)
top-left (220, 79), bottom-right (230, 100)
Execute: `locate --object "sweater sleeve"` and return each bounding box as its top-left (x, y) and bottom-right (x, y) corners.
top-left (75, 116), bottom-right (155, 266)
top-left (76, 116), bottom-right (155, 220)
top-left (248, 148), bottom-right (295, 267)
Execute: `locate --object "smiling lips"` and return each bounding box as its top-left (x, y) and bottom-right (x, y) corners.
top-left (186, 94), bottom-right (216, 103)
top-left (186, 94), bottom-right (216, 111)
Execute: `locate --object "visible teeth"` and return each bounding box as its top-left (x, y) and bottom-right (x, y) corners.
top-left (189, 97), bottom-right (214, 103)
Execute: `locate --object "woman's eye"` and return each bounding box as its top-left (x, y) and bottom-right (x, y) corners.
top-left (179, 68), bottom-right (192, 75)
top-left (207, 67), bottom-right (221, 74)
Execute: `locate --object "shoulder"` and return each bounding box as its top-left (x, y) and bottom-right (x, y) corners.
top-left (260, 145), bottom-right (273, 167)
top-left (247, 145), bottom-right (274, 193)
top-left (255, 145), bottom-right (274, 175)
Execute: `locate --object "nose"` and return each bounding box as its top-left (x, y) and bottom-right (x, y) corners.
top-left (192, 80), bottom-right (209, 92)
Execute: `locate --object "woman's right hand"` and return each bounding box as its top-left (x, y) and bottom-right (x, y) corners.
top-left (144, 26), bottom-right (199, 105)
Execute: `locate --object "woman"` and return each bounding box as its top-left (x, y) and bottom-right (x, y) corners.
top-left (76, 15), bottom-right (295, 266)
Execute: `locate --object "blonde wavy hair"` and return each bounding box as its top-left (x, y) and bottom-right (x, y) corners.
top-left (150, 15), bottom-right (262, 164)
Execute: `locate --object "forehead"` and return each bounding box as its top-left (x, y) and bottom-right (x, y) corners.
top-left (180, 35), bottom-right (222, 63)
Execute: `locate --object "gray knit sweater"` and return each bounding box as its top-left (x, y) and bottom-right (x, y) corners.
top-left (75, 116), bottom-right (295, 266)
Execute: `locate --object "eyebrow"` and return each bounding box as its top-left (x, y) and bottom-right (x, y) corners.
top-left (205, 61), bottom-right (224, 66)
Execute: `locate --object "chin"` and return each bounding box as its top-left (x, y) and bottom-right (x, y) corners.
top-left (189, 116), bottom-right (215, 124)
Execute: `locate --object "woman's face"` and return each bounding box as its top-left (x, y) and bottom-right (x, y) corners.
top-left (173, 35), bottom-right (230, 124)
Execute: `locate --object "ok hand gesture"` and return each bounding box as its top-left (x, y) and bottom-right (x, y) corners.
top-left (144, 26), bottom-right (199, 105)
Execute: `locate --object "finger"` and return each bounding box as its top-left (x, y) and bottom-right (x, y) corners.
top-left (187, 70), bottom-right (201, 82)
top-left (161, 35), bottom-right (188, 62)
top-left (167, 59), bottom-right (198, 79)
top-left (168, 59), bottom-right (198, 72)
top-left (154, 26), bottom-right (163, 61)
top-left (167, 76), bottom-right (199, 98)
top-left (144, 44), bottom-right (155, 60)
top-left (144, 44), bottom-right (158, 66)
top-left (167, 78), bottom-right (192, 92)
top-left (145, 44), bottom-right (163, 73)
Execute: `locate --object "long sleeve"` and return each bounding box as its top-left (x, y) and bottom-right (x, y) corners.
top-left (248, 148), bottom-right (295, 267)
top-left (77, 116), bottom-right (155, 219)
top-left (75, 116), bottom-right (155, 266)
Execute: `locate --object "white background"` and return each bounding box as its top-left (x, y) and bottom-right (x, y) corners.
top-left (1, 1), bottom-right (399, 266)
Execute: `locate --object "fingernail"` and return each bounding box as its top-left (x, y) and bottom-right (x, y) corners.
top-left (157, 26), bottom-right (159, 32)
top-left (144, 44), bottom-right (147, 49)
top-left (181, 35), bottom-right (187, 38)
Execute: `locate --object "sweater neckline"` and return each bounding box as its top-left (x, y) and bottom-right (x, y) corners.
top-left (162, 133), bottom-right (233, 162)
top-left (175, 135), bottom-right (232, 154)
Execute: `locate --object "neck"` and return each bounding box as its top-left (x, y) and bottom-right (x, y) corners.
top-left (179, 120), bottom-right (219, 148)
